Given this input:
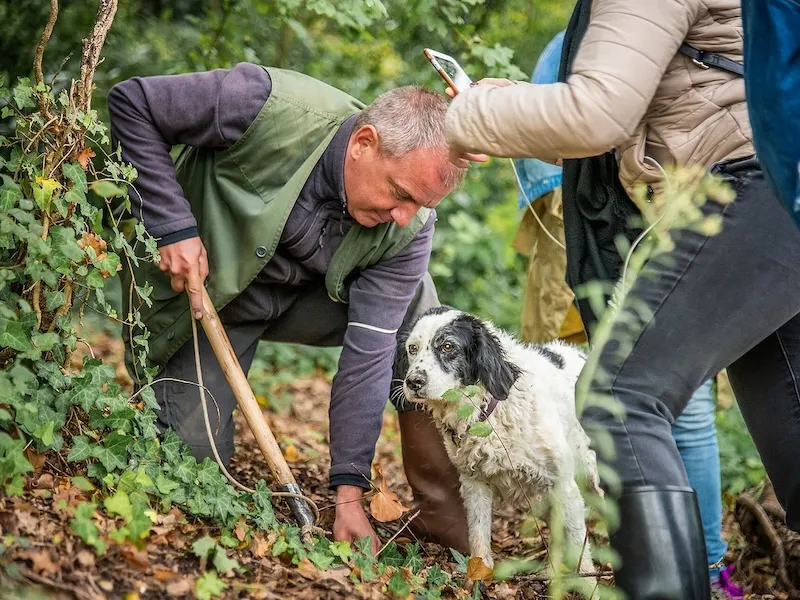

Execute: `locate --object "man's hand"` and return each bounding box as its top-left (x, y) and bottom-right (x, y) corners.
top-left (157, 237), bottom-right (209, 319)
top-left (444, 78), bottom-right (514, 168)
top-left (333, 485), bottom-right (380, 555)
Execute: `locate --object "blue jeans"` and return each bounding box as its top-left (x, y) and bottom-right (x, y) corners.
top-left (672, 380), bottom-right (727, 570)
top-left (742, 0), bottom-right (800, 227)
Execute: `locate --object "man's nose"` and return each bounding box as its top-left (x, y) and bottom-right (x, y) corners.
top-left (390, 204), bottom-right (418, 227)
top-left (406, 371), bottom-right (427, 392)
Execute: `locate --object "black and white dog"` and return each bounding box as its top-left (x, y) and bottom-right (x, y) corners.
top-left (393, 306), bottom-right (600, 572)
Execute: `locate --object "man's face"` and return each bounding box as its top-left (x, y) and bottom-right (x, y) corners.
top-left (343, 125), bottom-right (455, 228)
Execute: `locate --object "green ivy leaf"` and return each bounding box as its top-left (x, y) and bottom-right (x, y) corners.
top-left (62, 162), bottom-right (87, 191)
top-left (212, 548), bottom-right (240, 574)
top-left (456, 404), bottom-right (475, 420)
top-left (0, 176), bottom-right (22, 211)
top-left (71, 476), bottom-right (95, 491)
top-left (195, 571), bottom-right (227, 600)
top-left (0, 321), bottom-right (32, 352)
top-left (31, 332), bottom-right (59, 352)
top-left (468, 421), bottom-right (492, 438)
top-left (253, 479), bottom-right (276, 530)
top-left (32, 420), bottom-right (56, 446)
top-left (13, 81), bottom-right (35, 109)
top-left (171, 455), bottom-right (197, 484)
top-left (89, 180), bottom-right (126, 199)
top-left (70, 501), bottom-right (106, 555)
top-left (441, 388), bottom-right (463, 403)
top-left (308, 549), bottom-right (335, 570)
top-left (155, 473), bottom-right (180, 496)
top-left (0, 433), bottom-right (33, 483)
top-left (94, 432), bottom-right (129, 472)
top-left (191, 535), bottom-right (217, 559)
top-left (450, 548), bottom-right (469, 574)
top-left (161, 430), bottom-right (183, 464)
top-left (104, 490), bottom-right (133, 521)
top-left (426, 563), bottom-right (448, 587)
top-left (388, 570), bottom-right (411, 598)
top-left (67, 435), bottom-right (92, 462)
top-left (380, 541), bottom-right (404, 567)
top-left (44, 289), bottom-right (66, 311)
top-left (85, 268), bottom-right (105, 289)
top-left (329, 540), bottom-right (352, 563)
top-left (404, 543), bottom-right (424, 573)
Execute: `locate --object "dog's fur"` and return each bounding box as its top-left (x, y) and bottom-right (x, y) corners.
top-left (393, 307), bottom-right (600, 572)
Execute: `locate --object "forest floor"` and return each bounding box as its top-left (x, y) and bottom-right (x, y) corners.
top-left (0, 322), bottom-right (796, 600)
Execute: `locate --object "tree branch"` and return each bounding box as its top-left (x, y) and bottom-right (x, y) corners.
top-left (73, 0), bottom-right (119, 113)
top-left (34, 0), bottom-right (59, 87)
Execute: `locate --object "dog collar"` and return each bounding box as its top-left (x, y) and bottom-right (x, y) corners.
top-left (478, 394), bottom-right (500, 422)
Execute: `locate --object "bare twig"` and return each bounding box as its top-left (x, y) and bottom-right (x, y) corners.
top-left (16, 566), bottom-right (94, 600)
top-left (34, 0), bottom-right (59, 87)
top-left (376, 509), bottom-right (421, 557)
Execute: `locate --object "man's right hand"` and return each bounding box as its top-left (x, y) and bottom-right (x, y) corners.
top-left (157, 237), bottom-right (209, 319)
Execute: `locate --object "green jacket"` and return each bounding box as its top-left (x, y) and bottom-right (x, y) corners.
top-left (122, 67), bottom-right (429, 380)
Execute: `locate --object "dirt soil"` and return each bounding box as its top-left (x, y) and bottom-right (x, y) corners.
top-left (0, 325), bottom-right (796, 599)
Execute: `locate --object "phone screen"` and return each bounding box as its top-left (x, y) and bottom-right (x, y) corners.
top-left (425, 49), bottom-right (472, 93)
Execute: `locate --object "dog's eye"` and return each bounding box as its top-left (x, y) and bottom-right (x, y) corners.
top-left (407, 343), bottom-right (419, 355)
top-left (442, 342), bottom-right (453, 353)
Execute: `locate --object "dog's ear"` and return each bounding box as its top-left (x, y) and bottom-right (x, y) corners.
top-left (391, 323), bottom-right (412, 398)
top-left (468, 317), bottom-right (521, 402)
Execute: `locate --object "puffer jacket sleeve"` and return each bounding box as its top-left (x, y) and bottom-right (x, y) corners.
top-left (445, 0), bottom-right (701, 161)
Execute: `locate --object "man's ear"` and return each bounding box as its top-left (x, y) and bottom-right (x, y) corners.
top-left (468, 317), bottom-right (521, 402)
top-left (349, 124), bottom-right (379, 160)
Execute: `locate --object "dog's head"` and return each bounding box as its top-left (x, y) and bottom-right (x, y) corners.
top-left (393, 307), bottom-right (521, 404)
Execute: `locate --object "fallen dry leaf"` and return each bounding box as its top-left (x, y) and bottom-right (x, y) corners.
top-left (466, 557), bottom-right (494, 584)
top-left (165, 578), bottom-right (193, 597)
top-left (369, 464), bottom-right (409, 522)
top-left (492, 582), bottom-right (517, 599)
top-left (33, 473), bottom-right (55, 489)
top-left (283, 444), bottom-right (301, 463)
top-left (251, 534), bottom-right (270, 558)
top-left (235, 519), bottom-right (247, 542)
top-left (296, 558), bottom-right (321, 581)
top-left (24, 447), bottom-right (46, 472)
top-left (121, 545), bottom-right (150, 570)
top-left (20, 549), bottom-right (60, 576)
top-left (76, 147), bottom-right (96, 170)
top-left (98, 580), bottom-right (114, 593)
top-left (76, 550), bottom-right (95, 568)
top-left (153, 566), bottom-right (180, 582)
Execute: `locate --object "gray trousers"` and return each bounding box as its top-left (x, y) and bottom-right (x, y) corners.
top-left (152, 273), bottom-right (438, 464)
top-left (582, 167), bottom-right (800, 531)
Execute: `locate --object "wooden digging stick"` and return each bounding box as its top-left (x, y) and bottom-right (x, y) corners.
top-left (198, 287), bottom-right (315, 528)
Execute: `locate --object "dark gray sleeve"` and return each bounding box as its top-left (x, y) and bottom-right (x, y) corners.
top-left (328, 213), bottom-right (435, 489)
top-left (107, 63), bottom-right (271, 242)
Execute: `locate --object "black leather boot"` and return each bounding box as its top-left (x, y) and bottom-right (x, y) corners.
top-left (610, 486), bottom-right (710, 600)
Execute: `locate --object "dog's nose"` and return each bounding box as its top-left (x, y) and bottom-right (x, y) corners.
top-left (406, 372), bottom-right (427, 392)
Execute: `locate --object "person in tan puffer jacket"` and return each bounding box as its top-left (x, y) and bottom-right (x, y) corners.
top-left (445, 1), bottom-right (800, 598)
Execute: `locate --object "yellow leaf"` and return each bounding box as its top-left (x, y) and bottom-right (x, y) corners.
top-left (369, 464), bottom-right (409, 522)
top-left (466, 557), bottom-right (494, 583)
top-left (283, 444), bottom-right (301, 463)
top-left (35, 177), bottom-right (61, 193)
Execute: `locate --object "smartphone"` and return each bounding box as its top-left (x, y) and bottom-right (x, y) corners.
top-left (424, 48), bottom-right (472, 95)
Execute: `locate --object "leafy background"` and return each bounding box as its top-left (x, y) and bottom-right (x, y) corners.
top-left (0, 0), bottom-right (770, 597)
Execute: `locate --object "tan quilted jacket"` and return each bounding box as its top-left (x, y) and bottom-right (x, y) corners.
top-left (445, 0), bottom-right (754, 208)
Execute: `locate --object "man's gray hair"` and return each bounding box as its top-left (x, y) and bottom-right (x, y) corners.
top-left (354, 86), bottom-right (466, 188)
